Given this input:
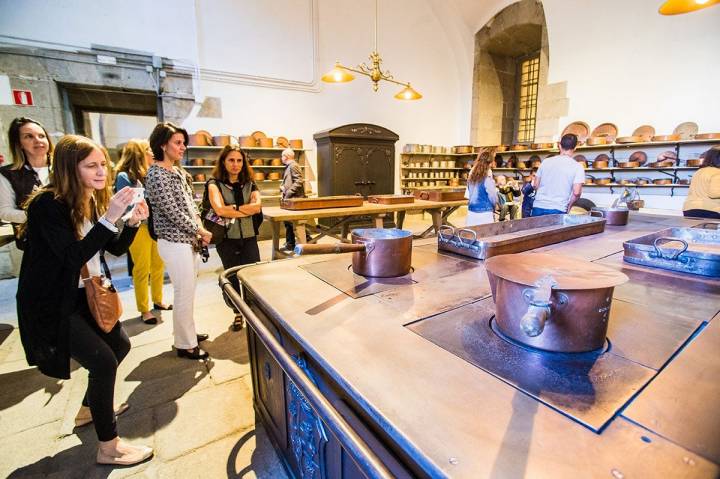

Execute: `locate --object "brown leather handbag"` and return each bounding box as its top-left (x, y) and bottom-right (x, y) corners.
top-left (81, 254), bottom-right (122, 333)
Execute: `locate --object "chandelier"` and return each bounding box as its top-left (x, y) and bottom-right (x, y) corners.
top-left (658, 0), bottom-right (719, 14)
top-left (321, 0), bottom-right (422, 100)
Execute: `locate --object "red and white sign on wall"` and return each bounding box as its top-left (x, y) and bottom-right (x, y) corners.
top-left (12, 90), bottom-right (34, 106)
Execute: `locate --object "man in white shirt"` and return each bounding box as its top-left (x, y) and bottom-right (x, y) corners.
top-left (531, 134), bottom-right (584, 216)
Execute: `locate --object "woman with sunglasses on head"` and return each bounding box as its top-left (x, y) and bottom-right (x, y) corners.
top-left (206, 146), bottom-right (261, 330)
top-left (0, 117), bottom-right (54, 275)
top-left (145, 122), bottom-right (212, 360)
top-left (17, 135), bottom-right (152, 466)
top-left (114, 139), bottom-right (170, 325)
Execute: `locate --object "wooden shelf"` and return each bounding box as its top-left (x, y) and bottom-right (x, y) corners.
top-left (401, 166), bottom-right (464, 170)
top-left (187, 146), bottom-right (310, 151)
top-left (401, 177), bottom-right (464, 181)
top-left (401, 152), bottom-right (476, 157)
top-left (584, 183), bottom-right (689, 188)
top-left (401, 185), bottom-right (464, 190)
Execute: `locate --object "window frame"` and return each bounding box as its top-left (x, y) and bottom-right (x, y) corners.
top-left (513, 51), bottom-right (541, 144)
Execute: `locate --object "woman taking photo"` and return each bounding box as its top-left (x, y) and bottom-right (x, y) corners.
top-left (114, 139), bottom-right (169, 324)
top-left (464, 148), bottom-right (497, 226)
top-left (17, 135), bottom-right (152, 466)
top-left (683, 146), bottom-right (720, 219)
top-left (206, 146), bottom-right (261, 330)
top-left (145, 122), bottom-right (212, 360)
top-left (0, 117), bottom-right (54, 274)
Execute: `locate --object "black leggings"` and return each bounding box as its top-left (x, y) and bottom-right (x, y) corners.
top-left (216, 237), bottom-right (260, 313)
top-left (683, 209), bottom-right (720, 219)
top-left (69, 289), bottom-right (131, 441)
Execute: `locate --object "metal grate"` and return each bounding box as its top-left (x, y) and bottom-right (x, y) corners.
top-left (516, 55), bottom-right (540, 143)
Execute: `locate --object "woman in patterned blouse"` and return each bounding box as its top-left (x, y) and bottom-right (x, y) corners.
top-left (145, 122), bottom-right (212, 360)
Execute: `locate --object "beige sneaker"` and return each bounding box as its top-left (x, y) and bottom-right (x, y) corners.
top-left (74, 402), bottom-right (130, 427)
top-left (97, 438), bottom-right (153, 466)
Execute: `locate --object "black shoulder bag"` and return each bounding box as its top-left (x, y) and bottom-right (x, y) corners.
top-left (201, 179), bottom-right (228, 244)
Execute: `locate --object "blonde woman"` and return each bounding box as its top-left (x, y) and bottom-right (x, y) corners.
top-left (18, 135), bottom-right (152, 465)
top-left (114, 139), bottom-right (169, 324)
top-left (464, 148), bottom-right (497, 225)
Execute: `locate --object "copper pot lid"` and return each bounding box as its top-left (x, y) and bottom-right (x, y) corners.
top-left (632, 125), bottom-right (655, 140)
top-left (561, 121), bottom-right (590, 143)
top-left (573, 154), bottom-right (587, 163)
top-left (673, 121), bottom-right (698, 140)
top-left (486, 253), bottom-right (628, 290)
top-left (628, 151), bottom-right (648, 165)
top-left (594, 153), bottom-right (610, 163)
top-left (657, 150), bottom-right (678, 161)
top-left (590, 123), bottom-right (618, 142)
top-left (276, 136), bottom-right (289, 148)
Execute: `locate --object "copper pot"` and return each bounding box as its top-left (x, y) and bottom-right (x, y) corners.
top-left (615, 136), bottom-right (643, 144)
top-left (653, 178), bottom-right (672, 185)
top-left (270, 158), bottom-right (283, 166)
top-left (193, 173), bottom-right (206, 182)
top-left (213, 135), bottom-right (232, 147)
top-left (190, 158), bottom-right (205, 166)
top-left (251, 158), bottom-right (265, 166)
top-left (188, 131), bottom-right (213, 146)
top-left (617, 161), bottom-right (639, 168)
top-left (694, 133), bottom-right (720, 140)
top-left (618, 179), bottom-right (635, 186)
top-left (485, 253), bottom-right (628, 353)
top-left (636, 177), bottom-right (651, 186)
top-left (294, 228), bottom-right (413, 278)
top-left (276, 136), bottom-right (289, 148)
top-left (593, 160), bottom-right (609, 169)
top-left (576, 160), bottom-right (588, 169)
top-left (258, 137), bottom-right (274, 148)
top-left (686, 159), bottom-right (703, 167)
top-left (653, 160), bottom-right (676, 167)
top-left (267, 172), bottom-right (282, 180)
top-left (453, 145), bottom-right (473, 154)
top-left (496, 145), bottom-right (509, 152)
top-left (627, 199), bottom-right (645, 210)
top-left (510, 144), bottom-right (528, 151)
top-left (254, 172), bottom-right (266, 181)
top-left (590, 207), bottom-right (629, 226)
top-left (586, 137), bottom-right (608, 146)
top-left (629, 151), bottom-right (648, 166)
top-left (585, 175), bottom-right (595, 185)
top-left (677, 178), bottom-right (690, 185)
top-left (289, 139), bottom-right (304, 149)
top-left (240, 136), bottom-right (257, 147)
top-left (531, 142), bottom-right (554, 150)
top-left (651, 134), bottom-right (681, 142)
top-left (595, 177), bottom-right (612, 185)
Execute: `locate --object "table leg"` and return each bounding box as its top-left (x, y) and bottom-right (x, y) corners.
top-left (431, 209), bottom-right (443, 236)
top-left (397, 210), bottom-right (406, 229)
top-left (295, 222), bottom-right (308, 245)
top-left (271, 221), bottom-right (281, 260)
top-left (374, 214), bottom-right (385, 228)
top-left (341, 222), bottom-right (350, 241)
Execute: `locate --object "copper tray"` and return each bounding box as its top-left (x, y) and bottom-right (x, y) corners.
top-left (280, 195), bottom-right (363, 210)
top-left (623, 226), bottom-right (720, 277)
top-left (367, 194), bottom-right (415, 205)
top-left (437, 214), bottom-right (606, 260)
top-left (561, 121), bottom-right (590, 143)
top-left (413, 190), bottom-right (465, 201)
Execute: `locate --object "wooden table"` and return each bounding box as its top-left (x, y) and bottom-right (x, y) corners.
top-left (262, 199), bottom-right (467, 259)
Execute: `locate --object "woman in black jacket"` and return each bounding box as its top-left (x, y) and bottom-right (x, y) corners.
top-left (17, 135), bottom-right (153, 466)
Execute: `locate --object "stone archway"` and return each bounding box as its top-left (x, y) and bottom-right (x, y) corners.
top-left (471, 0), bottom-right (564, 146)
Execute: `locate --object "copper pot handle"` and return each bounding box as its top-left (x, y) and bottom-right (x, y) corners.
top-left (589, 210), bottom-right (605, 218)
top-left (438, 225), bottom-right (455, 241)
top-left (457, 228), bottom-right (477, 246)
top-left (293, 243), bottom-right (366, 255)
top-left (651, 237), bottom-right (689, 262)
top-left (368, 197), bottom-right (379, 204)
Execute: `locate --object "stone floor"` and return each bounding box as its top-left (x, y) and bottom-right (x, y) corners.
top-left (0, 211), bottom-right (447, 478)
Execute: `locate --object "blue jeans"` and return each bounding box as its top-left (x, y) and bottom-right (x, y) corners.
top-left (531, 207), bottom-right (565, 216)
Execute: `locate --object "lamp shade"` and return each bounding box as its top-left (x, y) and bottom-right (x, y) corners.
top-left (394, 84), bottom-right (422, 101)
top-left (321, 64), bottom-right (355, 83)
top-left (659, 0), bottom-right (720, 14)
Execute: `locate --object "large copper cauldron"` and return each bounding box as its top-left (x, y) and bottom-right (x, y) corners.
top-left (294, 228), bottom-right (412, 277)
top-left (485, 253), bottom-right (628, 352)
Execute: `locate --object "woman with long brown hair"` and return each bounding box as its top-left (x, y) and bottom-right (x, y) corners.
top-left (114, 139), bottom-right (168, 324)
top-left (464, 148), bottom-right (497, 225)
top-left (0, 117), bottom-right (54, 274)
top-left (205, 145), bottom-right (261, 330)
top-left (18, 135), bottom-right (153, 466)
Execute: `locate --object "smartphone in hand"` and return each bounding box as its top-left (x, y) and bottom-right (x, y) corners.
top-left (130, 187), bottom-right (145, 204)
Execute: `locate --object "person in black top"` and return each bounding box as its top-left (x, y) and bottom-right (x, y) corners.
top-left (206, 145), bottom-right (261, 330)
top-left (17, 135), bottom-right (153, 466)
top-left (0, 117), bottom-right (54, 274)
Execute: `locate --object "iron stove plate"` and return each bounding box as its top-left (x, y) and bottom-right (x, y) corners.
top-left (407, 297), bottom-right (657, 432)
top-left (299, 248), bottom-right (477, 299)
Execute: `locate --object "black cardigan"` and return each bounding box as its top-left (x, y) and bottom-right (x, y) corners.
top-left (16, 192), bottom-right (138, 379)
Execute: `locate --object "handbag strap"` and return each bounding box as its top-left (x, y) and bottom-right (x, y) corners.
top-left (80, 251), bottom-right (112, 281)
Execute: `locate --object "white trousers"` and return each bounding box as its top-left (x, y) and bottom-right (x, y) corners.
top-left (465, 210), bottom-right (494, 226)
top-left (157, 239), bottom-right (200, 349)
